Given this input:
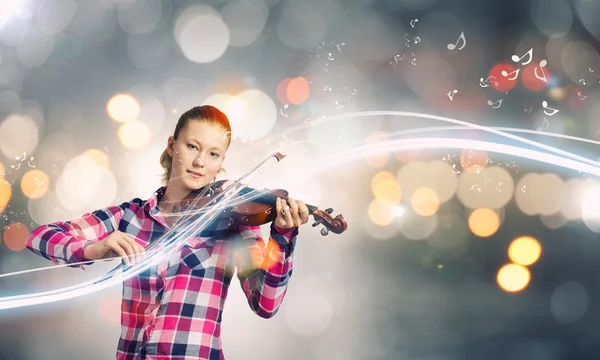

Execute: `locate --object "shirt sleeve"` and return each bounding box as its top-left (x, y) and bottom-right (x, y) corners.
top-left (234, 221), bottom-right (298, 319)
top-left (25, 202), bottom-right (131, 270)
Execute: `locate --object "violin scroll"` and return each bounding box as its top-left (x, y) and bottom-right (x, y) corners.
top-left (311, 208), bottom-right (347, 236)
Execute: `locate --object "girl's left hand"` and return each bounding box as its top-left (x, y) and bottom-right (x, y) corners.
top-left (274, 197), bottom-right (309, 229)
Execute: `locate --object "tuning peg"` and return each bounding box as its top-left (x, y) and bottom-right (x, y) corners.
top-left (312, 220), bottom-right (322, 227)
top-left (325, 208), bottom-right (333, 214)
top-left (320, 227), bottom-right (330, 236)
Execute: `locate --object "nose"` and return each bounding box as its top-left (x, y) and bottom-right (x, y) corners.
top-left (193, 153), bottom-right (205, 167)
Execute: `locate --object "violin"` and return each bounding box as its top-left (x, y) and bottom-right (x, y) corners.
top-left (180, 179), bottom-right (347, 236)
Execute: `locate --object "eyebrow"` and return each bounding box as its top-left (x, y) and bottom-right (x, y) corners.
top-left (188, 138), bottom-right (224, 151)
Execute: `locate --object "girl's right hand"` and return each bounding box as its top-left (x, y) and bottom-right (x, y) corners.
top-left (82, 230), bottom-right (146, 265)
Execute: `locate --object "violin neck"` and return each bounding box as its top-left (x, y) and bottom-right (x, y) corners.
top-left (260, 193), bottom-right (318, 213)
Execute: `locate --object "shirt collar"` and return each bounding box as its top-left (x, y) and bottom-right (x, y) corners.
top-left (145, 186), bottom-right (167, 216)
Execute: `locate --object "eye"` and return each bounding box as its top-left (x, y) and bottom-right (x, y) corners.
top-left (187, 144), bottom-right (198, 150)
top-left (210, 152), bottom-right (220, 158)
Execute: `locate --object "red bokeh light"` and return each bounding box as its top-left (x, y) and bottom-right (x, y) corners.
top-left (521, 63), bottom-right (551, 92)
top-left (488, 63), bottom-right (519, 92)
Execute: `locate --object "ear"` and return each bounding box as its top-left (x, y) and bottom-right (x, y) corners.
top-left (166, 136), bottom-right (175, 157)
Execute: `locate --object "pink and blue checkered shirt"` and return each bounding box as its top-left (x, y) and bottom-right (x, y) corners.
top-left (26, 186), bottom-right (298, 360)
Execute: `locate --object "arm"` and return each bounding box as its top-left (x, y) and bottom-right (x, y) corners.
top-left (25, 202), bottom-right (130, 270)
top-left (234, 222), bottom-right (299, 319)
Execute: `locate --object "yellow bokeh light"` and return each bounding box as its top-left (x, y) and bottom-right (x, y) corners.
top-left (83, 148), bottom-right (110, 168)
top-left (411, 187), bottom-right (439, 216)
top-left (371, 171), bottom-right (401, 205)
top-left (118, 120), bottom-right (152, 149)
top-left (0, 178), bottom-right (11, 212)
top-left (21, 169), bottom-right (50, 199)
top-left (468, 208), bottom-right (501, 237)
top-left (497, 263), bottom-right (531, 292)
top-left (508, 236), bottom-right (542, 266)
top-left (106, 93), bottom-right (140, 123)
top-left (368, 199), bottom-right (394, 226)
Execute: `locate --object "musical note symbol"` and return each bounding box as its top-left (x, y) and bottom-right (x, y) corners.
top-left (578, 92), bottom-right (587, 100)
top-left (511, 48), bottom-right (533, 65)
top-left (534, 59), bottom-right (548, 82)
top-left (501, 68), bottom-right (520, 80)
top-left (446, 89), bottom-right (458, 101)
top-left (537, 118), bottom-right (550, 131)
top-left (487, 99), bottom-right (503, 109)
top-left (541, 101), bottom-right (559, 116)
top-left (389, 54), bottom-right (401, 66)
top-left (280, 104), bottom-right (289, 118)
top-left (590, 68), bottom-right (594, 73)
top-left (328, 53), bottom-right (334, 61)
top-left (579, 79), bottom-right (586, 85)
top-left (410, 19), bottom-right (419, 28)
top-left (323, 63), bottom-right (329, 71)
top-left (451, 164), bottom-right (461, 174)
top-left (479, 76), bottom-right (499, 88)
top-left (524, 107), bottom-right (532, 113)
top-left (411, 57), bottom-right (416, 66)
top-left (495, 182), bottom-right (503, 192)
top-left (414, 36), bottom-right (421, 44)
top-left (28, 156), bottom-right (35, 168)
top-left (335, 42), bottom-right (345, 51)
top-left (403, 33), bottom-right (411, 48)
top-left (335, 101), bottom-right (344, 109)
top-left (323, 85), bottom-right (332, 91)
top-left (470, 184), bottom-right (482, 192)
top-left (10, 163), bottom-right (20, 170)
top-left (34, 177), bottom-right (44, 186)
top-left (447, 31), bottom-right (466, 51)
top-left (15, 152), bottom-right (25, 161)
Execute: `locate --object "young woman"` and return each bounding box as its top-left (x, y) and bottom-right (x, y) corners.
top-left (26, 105), bottom-right (310, 360)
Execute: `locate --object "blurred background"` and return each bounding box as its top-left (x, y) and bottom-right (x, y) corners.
top-left (1, 0), bottom-right (600, 359)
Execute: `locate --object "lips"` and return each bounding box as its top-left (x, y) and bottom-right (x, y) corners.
top-left (187, 170), bottom-right (204, 178)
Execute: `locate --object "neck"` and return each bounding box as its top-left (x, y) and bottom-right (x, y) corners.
top-left (158, 184), bottom-right (190, 213)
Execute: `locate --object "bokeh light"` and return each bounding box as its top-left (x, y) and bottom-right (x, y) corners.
top-left (371, 171), bottom-right (401, 205)
top-left (411, 187), bottom-right (439, 216)
top-left (497, 263), bottom-right (531, 292)
top-left (286, 77), bottom-right (310, 105)
top-left (118, 120), bottom-right (152, 149)
top-left (508, 236), bottom-right (542, 266)
top-left (0, 178), bottom-right (11, 211)
top-left (20, 169), bottom-right (49, 199)
top-left (174, 5), bottom-right (230, 64)
top-left (468, 208), bottom-right (501, 237)
top-left (106, 93), bottom-right (140, 123)
top-left (3, 222), bottom-right (29, 251)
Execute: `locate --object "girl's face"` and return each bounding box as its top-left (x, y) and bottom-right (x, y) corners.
top-left (166, 120), bottom-right (229, 191)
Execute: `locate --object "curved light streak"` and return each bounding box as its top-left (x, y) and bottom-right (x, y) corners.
top-left (2, 111), bottom-right (600, 310)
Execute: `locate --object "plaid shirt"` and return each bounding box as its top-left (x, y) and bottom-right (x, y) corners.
top-left (26, 186), bottom-right (298, 360)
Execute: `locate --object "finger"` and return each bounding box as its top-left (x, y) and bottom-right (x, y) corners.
top-left (297, 201), bottom-right (310, 223)
top-left (110, 245), bottom-right (129, 265)
top-left (283, 199), bottom-right (295, 227)
top-left (116, 238), bottom-right (135, 263)
top-left (287, 198), bottom-right (301, 227)
top-left (123, 235), bottom-right (145, 261)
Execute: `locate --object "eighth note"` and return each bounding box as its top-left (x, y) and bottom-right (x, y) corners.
top-left (487, 99), bottom-right (503, 109)
top-left (280, 104), bottom-right (289, 118)
top-left (541, 100), bottom-right (559, 116)
top-left (501, 68), bottom-right (520, 80)
top-left (410, 19), bottom-right (419, 28)
top-left (446, 89), bottom-right (458, 101)
top-left (537, 118), bottom-right (550, 132)
top-left (28, 156), bottom-right (36, 168)
top-left (447, 31), bottom-right (466, 51)
top-left (534, 60), bottom-right (548, 83)
top-left (511, 48), bottom-right (533, 65)
top-left (578, 92), bottom-right (587, 100)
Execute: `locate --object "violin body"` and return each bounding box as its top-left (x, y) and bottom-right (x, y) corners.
top-left (181, 180), bottom-right (347, 236)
